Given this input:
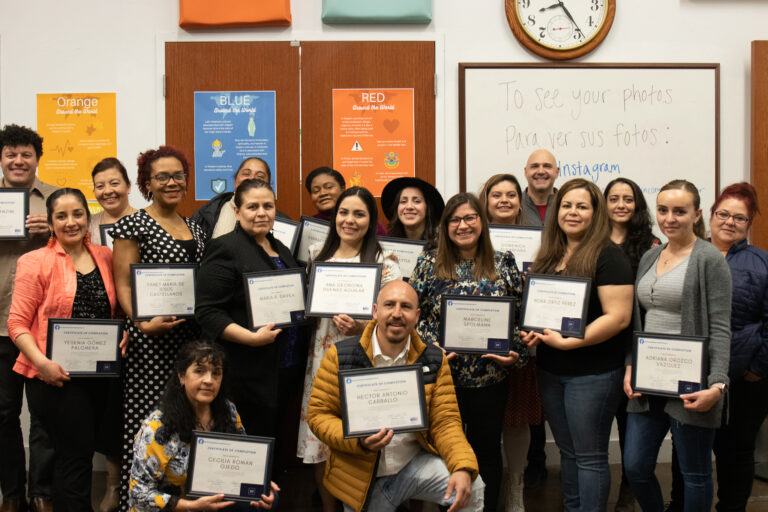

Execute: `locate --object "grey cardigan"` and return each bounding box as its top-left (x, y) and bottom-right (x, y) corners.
top-left (627, 238), bottom-right (732, 428)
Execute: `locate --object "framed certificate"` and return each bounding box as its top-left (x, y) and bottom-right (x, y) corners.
top-left (187, 432), bottom-right (274, 503)
top-left (0, 188), bottom-right (29, 240)
top-left (295, 216), bottom-right (330, 264)
top-left (306, 262), bottom-right (382, 319)
top-left (243, 268), bottom-right (307, 329)
top-left (99, 223), bottom-right (115, 249)
top-left (488, 224), bottom-right (542, 273)
top-left (378, 237), bottom-right (426, 281)
top-left (46, 318), bottom-right (122, 376)
top-left (631, 333), bottom-right (708, 397)
top-left (130, 264), bottom-right (197, 321)
top-left (339, 365), bottom-right (428, 438)
top-left (271, 217), bottom-right (300, 253)
top-left (440, 295), bottom-right (514, 354)
top-left (520, 274), bottom-right (591, 338)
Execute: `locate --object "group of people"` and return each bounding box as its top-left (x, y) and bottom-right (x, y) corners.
top-left (0, 121), bottom-right (765, 512)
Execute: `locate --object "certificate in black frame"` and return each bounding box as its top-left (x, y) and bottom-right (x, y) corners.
top-left (186, 431), bottom-right (274, 503)
top-left (271, 217), bottom-right (300, 254)
top-left (130, 263), bottom-right (198, 321)
top-left (378, 236), bottom-right (427, 280)
top-left (45, 318), bottom-right (123, 377)
top-left (487, 224), bottom-right (542, 273)
top-left (0, 188), bottom-right (29, 240)
top-left (98, 223), bottom-right (115, 249)
top-left (439, 294), bottom-right (515, 355)
top-left (631, 332), bottom-right (709, 398)
top-left (520, 274), bottom-right (591, 338)
top-left (338, 365), bottom-right (429, 438)
top-left (243, 267), bottom-right (307, 330)
top-left (294, 216), bottom-right (331, 264)
top-left (305, 261), bottom-right (382, 320)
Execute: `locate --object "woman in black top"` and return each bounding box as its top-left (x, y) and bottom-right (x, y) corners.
top-left (195, 179), bottom-right (308, 481)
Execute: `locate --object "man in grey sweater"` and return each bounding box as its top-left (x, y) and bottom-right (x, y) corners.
top-left (521, 149), bottom-right (559, 228)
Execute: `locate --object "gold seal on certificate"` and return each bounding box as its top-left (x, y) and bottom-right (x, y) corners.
top-left (0, 188), bottom-right (29, 240)
top-left (187, 432), bottom-right (274, 503)
top-left (243, 268), bottom-right (306, 329)
top-left (440, 295), bottom-right (514, 354)
top-left (46, 318), bottom-right (122, 376)
top-left (130, 263), bottom-right (197, 321)
top-left (271, 217), bottom-right (300, 253)
top-left (521, 274), bottom-right (591, 338)
top-left (488, 224), bottom-right (542, 273)
top-left (339, 366), bottom-right (428, 438)
top-left (295, 216), bottom-right (330, 264)
top-left (99, 223), bottom-right (115, 249)
top-left (306, 262), bottom-right (382, 319)
top-left (378, 237), bottom-right (426, 281)
top-left (631, 333), bottom-right (707, 397)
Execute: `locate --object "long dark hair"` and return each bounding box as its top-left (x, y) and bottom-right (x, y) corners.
top-left (315, 186), bottom-right (382, 263)
top-left (46, 188), bottom-right (91, 225)
top-left (157, 340), bottom-right (237, 443)
top-left (604, 177), bottom-right (656, 269)
top-left (658, 179), bottom-right (706, 239)
top-left (479, 173), bottom-right (524, 225)
top-left (387, 189), bottom-right (439, 246)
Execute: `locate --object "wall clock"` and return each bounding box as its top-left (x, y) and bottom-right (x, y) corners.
top-left (505, 0), bottom-right (616, 60)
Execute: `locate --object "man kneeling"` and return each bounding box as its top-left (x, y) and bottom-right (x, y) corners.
top-left (307, 280), bottom-right (484, 512)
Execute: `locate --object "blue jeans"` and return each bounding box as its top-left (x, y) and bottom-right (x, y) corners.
top-left (341, 452), bottom-right (485, 512)
top-left (624, 396), bottom-right (716, 512)
top-left (538, 367), bottom-right (624, 512)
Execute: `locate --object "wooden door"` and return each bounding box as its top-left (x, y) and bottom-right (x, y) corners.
top-left (165, 42), bottom-right (301, 218)
top-left (299, 41), bottom-right (436, 219)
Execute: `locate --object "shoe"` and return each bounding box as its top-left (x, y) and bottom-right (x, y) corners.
top-left (523, 464), bottom-right (547, 490)
top-left (28, 498), bottom-right (53, 512)
top-left (614, 481), bottom-right (636, 512)
top-left (505, 472), bottom-right (525, 512)
top-left (0, 497), bottom-right (28, 512)
top-left (99, 455), bottom-right (120, 512)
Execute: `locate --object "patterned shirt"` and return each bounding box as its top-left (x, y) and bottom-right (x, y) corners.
top-left (409, 250), bottom-right (526, 388)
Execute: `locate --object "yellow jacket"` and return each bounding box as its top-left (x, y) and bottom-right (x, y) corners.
top-left (307, 321), bottom-right (479, 511)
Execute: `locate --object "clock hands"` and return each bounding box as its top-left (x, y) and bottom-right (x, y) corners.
top-left (556, 1), bottom-right (585, 37)
top-left (539, 3), bottom-right (560, 11)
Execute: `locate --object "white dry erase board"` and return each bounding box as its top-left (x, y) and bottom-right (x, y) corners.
top-left (459, 63), bottom-right (719, 234)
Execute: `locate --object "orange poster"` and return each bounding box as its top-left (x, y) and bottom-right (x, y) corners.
top-left (37, 93), bottom-right (117, 206)
top-left (332, 88), bottom-right (415, 196)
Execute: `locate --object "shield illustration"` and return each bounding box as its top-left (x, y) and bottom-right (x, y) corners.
top-left (211, 178), bottom-right (227, 194)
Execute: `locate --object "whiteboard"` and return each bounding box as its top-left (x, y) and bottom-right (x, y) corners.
top-left (459, 64), bottom-right (719, 234)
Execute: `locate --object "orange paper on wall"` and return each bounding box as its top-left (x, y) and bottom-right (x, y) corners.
top-left (332, 88), bottom-right (415, 196)
top-left (36, 93), bottom-right (117, 204)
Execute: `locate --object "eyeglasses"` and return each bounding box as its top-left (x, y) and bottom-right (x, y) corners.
top-left (150, 172), bottom-right (187, 185)
top-left (447, 213), bottom-right (480, 226)
top-left (713, 210), bottom-right (749, 225)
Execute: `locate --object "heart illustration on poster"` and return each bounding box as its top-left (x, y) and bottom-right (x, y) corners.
top-left (383, 119), bottom-right (399, 133)
top-left (56, 177), bottom-right (67, 186)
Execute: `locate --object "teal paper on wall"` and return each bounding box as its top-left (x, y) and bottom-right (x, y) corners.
top-left (321, 0), bottom-right (432, 24)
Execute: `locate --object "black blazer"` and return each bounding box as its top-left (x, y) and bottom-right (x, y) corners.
top-left (195, 224), bottom-right (306, 408)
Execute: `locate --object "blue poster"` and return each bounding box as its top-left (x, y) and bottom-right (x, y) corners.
top-left (194, 91), bottom-right (277, 200)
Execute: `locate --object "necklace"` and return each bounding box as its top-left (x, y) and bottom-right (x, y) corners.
top-left (661, 238), bottom-right (696, 265)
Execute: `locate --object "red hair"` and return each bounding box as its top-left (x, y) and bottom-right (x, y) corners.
top-left (711, 182), bottom-right (760, 225)
top-left (136, 145), bottom-right (190, 200)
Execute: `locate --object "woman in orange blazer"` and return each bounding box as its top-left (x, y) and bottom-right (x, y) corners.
top-left (8, 188), bottom-right (124, 512)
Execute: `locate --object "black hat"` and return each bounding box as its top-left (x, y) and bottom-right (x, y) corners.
top-left (381, 177), bottom-right (445, 223)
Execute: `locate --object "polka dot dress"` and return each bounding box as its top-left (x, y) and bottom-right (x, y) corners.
top-left (110, 209), bottom-right (205, 511)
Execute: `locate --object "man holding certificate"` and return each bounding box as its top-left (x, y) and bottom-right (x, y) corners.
top-left (307, 281), bottom-right (483, 512)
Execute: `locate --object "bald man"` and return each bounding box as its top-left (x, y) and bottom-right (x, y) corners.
top-left (307, 281), bottom-right (484, 512)
top-left (522, 149), bottom-right (560, 227)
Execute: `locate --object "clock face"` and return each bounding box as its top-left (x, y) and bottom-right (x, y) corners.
top-left (515, 0), bottom-right (608, 51)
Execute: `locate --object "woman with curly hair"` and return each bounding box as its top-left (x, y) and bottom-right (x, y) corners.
top-left (111, 146), bottom-right (207, 510)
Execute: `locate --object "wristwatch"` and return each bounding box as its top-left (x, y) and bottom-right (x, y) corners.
top-left (712, 382), bottom-right (726, 395)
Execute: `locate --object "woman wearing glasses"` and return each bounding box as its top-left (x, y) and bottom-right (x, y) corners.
top-left (410, 192), bottom-right (527, 511)
top-left (110, 146), bottom-right (206, 511)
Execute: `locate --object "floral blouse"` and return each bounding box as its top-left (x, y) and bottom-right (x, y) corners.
top-left (410, 250), bottom-right (527, 388)
top-left (128, 402), bottom-right (244, 511)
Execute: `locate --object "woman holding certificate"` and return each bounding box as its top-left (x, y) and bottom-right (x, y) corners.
top-left (88, 157), bottom-right (137, 246)
top-left (410, 192), bottom-right (527, 512)
top-left (623, 179), bottom-right (731, 512)
top-left (479, 174), bottom-right (542, 511)
top-left (111, 146), bottom-right (206, 511)
top-left (523, 178), bottom-right (634, 512)
top-left (129, 340), bottom-right (278, 511)
top-left (381, 176), bottom-right (444, 247)
top-left (297, 186), bottom-right (401, 512)
top-left (195, 179), bottom-right (307, 475)
top-left (8, 188), bottom-right (121, 510)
